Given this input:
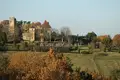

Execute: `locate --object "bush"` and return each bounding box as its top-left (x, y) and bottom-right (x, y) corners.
top-left (7, 44), bottom-right (19, 51)
top-left (111, 69), bottom-right (120, 80)
top-left (0, 54), bottom-right (9, 72)
top-left (98, 53), bottom-right (108, 56)
top-left (81, 51), bottom-right (90, 54)
top-left (88, 44), bottom-right (93, 54)
top-left (8, 52), bottom-right (73, 80)
top-left (70, 46), bottom-right (78, 51)
top-left (0, 46), bottom-right (7, 51)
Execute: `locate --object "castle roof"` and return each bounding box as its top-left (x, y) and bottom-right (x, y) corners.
top-left (42, 20), bottom-right (51, 28)
top-left (32, 22), bottom-right (41, 27)
top-left (0, 20), bottom-right (9, 25)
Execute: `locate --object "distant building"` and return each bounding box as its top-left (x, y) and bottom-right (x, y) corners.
top-left (22, 27), bottom-right (35, 42)
top-left (0, 17), bottom-right (52, 42)
top-left (0, 20), bottom-right (9, 34)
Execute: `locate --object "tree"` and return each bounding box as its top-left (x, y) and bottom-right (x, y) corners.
top-left (86, 32), bottom-right (97, 43)
top-left (16, 21), bottom-right (23, 41)
top-left (102, 35), bottom-right (112, 52)
top-left (42, 28), bottom-right (51, 41)
top-left (51, 28), bottom-right (59, 41)
top-left (0, 26), bottom-right (7, 46)
top-left (0, 30), bottom-right (7, 51)
top-left (60, 27), bottom-right (72, 42)
top-left (22, 23), bottom-right (32, 32)
top-left (113, 34), bottom-right (120, 53)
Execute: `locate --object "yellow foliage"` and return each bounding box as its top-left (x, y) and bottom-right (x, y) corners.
top-left (8, 50), bottom-right (70, 80)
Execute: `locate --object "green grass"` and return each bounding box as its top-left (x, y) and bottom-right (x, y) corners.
top-left (64, 52), bottom-right (120, 77)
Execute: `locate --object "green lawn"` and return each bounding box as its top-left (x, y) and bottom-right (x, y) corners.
top-left (64, 52), bottom-right (120, 77)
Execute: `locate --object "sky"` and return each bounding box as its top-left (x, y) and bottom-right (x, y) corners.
top-left (0, 0), bottom-right (120, 37)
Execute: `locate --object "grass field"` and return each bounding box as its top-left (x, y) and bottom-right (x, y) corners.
top-left (64, 52), bottom-right (120, 77)
top-left (1, 51), bottom-right (120, 77)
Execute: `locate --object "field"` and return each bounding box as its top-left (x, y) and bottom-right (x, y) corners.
top-left (64, 52), bottom-right (120, 77)
top-left (1, 51), bottom-right (120, 77)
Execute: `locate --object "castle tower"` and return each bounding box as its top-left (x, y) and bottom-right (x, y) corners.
top-left (8, 17), bottom-right (19, 42)
top-left (9, 17), bottom-right (16, 34)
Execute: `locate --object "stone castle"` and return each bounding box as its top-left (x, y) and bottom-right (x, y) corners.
top-left (0, 17), bottom-right (51, 42)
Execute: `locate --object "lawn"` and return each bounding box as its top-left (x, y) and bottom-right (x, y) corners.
top-left (63, 52), bottom-right (120, 77)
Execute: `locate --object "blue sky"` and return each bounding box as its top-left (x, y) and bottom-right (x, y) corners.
top-left (0, 0), bottom-right (120, 37)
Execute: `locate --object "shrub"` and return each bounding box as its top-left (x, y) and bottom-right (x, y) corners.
top-left (7, 44), bottom-right (18, 51)
top-left (98, 53), bottom-right (108, 56)
top-left (0, 54), bottom-right (9, 72)
top-left (111, 69), bottom-right (120, 80)
top-left (81, 51), bottom-right (90, 54)
top-left (0, 45), bottom-right (7, 51)
top-left (88, 44), bottom-right (93, 54)
top-left (70, 46), bottom-right (78, 51)
top-left (8, 51), bottom-right (73, 80)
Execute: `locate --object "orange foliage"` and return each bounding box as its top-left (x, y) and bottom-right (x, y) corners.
top-left (113, 34), bottom-right (120, 46)
top-left (48, 48), bottom-right (55, 58)
top-left (97, 35), bottom-right (109, 41)
top-left (8, 49), bottom-right (71, 80)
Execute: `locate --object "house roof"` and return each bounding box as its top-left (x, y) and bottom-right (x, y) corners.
top-left (32, 22), bottom-right (41, 27)
top-left (0, 20), bottom-right (9, 25)
top-left (42, 20), bottom-right (51, 28)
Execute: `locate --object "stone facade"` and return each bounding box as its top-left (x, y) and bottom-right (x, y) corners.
top-left (8, 17), bottom-right (19, 42)
top-left (22, 27), bottom-right (35, 42)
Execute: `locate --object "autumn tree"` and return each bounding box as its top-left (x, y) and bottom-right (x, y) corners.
top-left (101, 35), bottom-right (112, 52)
top-left (113, 34), bottom-right (120, 53)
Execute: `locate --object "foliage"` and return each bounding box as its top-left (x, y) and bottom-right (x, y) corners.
top-left (70, 46), bottom-right (78, 51)
top-left (86, 32), bottom-right (97, 43)
top-left (0, 32), bottom-right (7, 46)
top-left (8, 51), bottom-right (73, 80)
top-left (0, 31), bottom-right (7, 51)
top-left (51, 28), bottom-right (59, 41)
top-left (113, 34), bottom-right (120, 53)
top-left (88, 44), bottom-right (94, 54)
top-left (101, 35), bottom-right (112, 52)
top-left (111, 69), bottom-right (120, 80)
top-left (0, 54), bottom-right (9, 72)
top-left (98, 35), bottom-right (109, 41)
top-left (43, 28), bottom-right (51, 41)
top-left (81, 50), bottom-right (90, 54)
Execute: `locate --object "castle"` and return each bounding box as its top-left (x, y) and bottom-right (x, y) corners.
top-left (0, 17), bottom-right (52, 42)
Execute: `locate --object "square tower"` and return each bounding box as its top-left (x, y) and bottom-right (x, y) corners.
top-left (8, 17), bottom-right (19, 42)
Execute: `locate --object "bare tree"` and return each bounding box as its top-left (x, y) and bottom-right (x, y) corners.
top-left (60, 27), bottom-right (72, 42)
